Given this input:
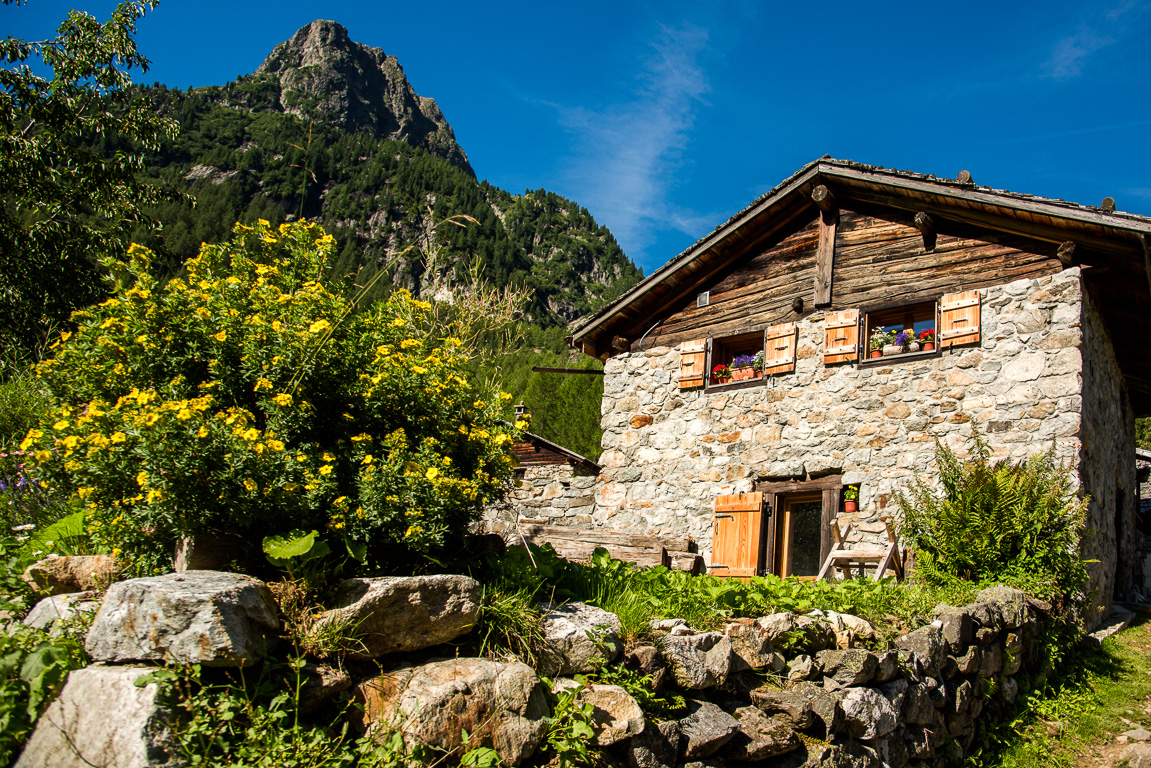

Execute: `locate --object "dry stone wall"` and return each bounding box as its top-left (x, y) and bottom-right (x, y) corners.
top-left (485, 462), bottom-right (598, 533)
top-left (594, 269), bottom-right (1125, 594)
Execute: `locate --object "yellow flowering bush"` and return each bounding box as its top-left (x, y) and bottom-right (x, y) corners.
top-left (23, 221), bottom-right (519, 573)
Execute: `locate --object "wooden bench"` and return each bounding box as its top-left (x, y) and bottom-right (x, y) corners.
top-left (816, 515), bottom-right (904, 582)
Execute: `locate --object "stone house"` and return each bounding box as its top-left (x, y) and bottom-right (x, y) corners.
top-left (484, 410), bottom-right (601, 535)
top-left (568, 158), bottom-right (1151, 618)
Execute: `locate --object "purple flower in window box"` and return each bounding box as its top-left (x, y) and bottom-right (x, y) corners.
top-left (731, 354), bottom-right (756, 369)
top-left (894, 330), bottom-right (913, 349)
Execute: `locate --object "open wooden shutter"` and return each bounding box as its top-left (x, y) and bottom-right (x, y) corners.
top-left (678, 339), bottom-right (707, 389)
top-left (939, 291), bottom-right (981, 348)
top-left (762, 323), bottom-right (797, 376)
top-left (710, 492), bottom-right (764, 580)
top-left (823, 309), bottom-right (860, 364)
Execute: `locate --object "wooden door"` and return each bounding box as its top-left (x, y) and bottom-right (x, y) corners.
top-left (710, 493), bottom-right (764, 580)
top-left (773, 493), bottom-right (826, 578)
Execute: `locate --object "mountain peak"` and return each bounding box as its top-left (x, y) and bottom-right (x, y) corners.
top-left (252, 20), bottom-right (473, 176)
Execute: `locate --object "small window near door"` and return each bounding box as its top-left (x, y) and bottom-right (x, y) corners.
top-left (774, 494), bottom-right (825, 578)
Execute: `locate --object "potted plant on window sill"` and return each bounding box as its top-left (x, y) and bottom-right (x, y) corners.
top-left (919, 328), bottom-right (936, 352)
top-left (885, 330), bottom-right (919, 356)
top-left (869, 329), bottom-right (888, 359)
top-left (711, 364), bottom-right (732, 384)
top-left (730, 354), bottom-right (759, 381)
top-left (843, 485), bottom-right (859, 513)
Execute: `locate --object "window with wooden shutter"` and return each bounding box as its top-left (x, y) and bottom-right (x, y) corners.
top-left (678, 339), bottom-right (707, 389)
top-left (762, 322), bottom-right (797, 375)
top-left (939, 291), bottom-right (981, 348)
top-left (710, 492), bottom-right (764, 580)
top-left (823, 309), bottom-right (860, 364)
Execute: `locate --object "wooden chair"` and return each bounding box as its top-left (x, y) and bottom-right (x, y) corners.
top-left (816, 515), bottom-right (904, 582)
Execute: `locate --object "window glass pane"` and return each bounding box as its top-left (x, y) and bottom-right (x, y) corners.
top-left (788, 500), bottom-right (823, 577)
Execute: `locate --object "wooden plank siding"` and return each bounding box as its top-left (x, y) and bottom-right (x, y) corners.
top-left (640, 209), bottom-right (1063, 351)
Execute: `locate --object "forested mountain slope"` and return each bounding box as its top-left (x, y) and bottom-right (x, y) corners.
top-left (118, 20), bottom-right (635, 456)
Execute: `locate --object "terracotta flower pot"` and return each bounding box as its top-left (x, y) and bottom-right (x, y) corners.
top-left (923, 341), bottom-right (935, 351)
top-left (870, 349), bottom-right (882, 359)
top-left (731, 366), bottom-right (758, 381)
top-left (844, 501), bottom-right (858, 514)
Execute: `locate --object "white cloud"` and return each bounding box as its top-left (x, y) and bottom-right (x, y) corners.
top-left (1044, 26), bottom-right (1114, 79)
top-left (1042, 1), bottom-right (1144, 79)
top-left (555, 22), bottom-right (712, 262)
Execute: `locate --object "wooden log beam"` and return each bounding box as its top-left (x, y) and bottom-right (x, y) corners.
top-left (812, 185), bottom-right (837, 215)
top-left (1102, 197), bottom-right (1117, 212)
top-left (1057, 241), bottom-right (1077, 267)
top-left (530, 367), bottom-right (605, 375)
top-left (913, 211), bottom-right (937, 252)
top-left (611, 335), bottom-right (630, 351)
top-left (814, 211), bottom-right (836, 307)
top-left (956, 170), bottom-right (975, 185)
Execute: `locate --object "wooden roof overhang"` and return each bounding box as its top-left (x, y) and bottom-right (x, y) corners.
top-left (572, 158), bottom-right (1151, 415)
top-left (517, 430), bottom-right (601, 473)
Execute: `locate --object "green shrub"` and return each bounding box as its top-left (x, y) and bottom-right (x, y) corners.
top-left (20, 220), bottom-right (521, 574)
top-left (0, 373), bottom-right (50, 443)
top-left (895, 433), bottom-right (1088, 601)
top-left (0, 536), bottom-right (89, 764)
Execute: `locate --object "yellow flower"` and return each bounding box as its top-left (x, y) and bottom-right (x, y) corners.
top-left (144, 413), bottom-right (159, 427)
top-left (308, 319), bottom-right (332, 334)
top-left (514, 420), bottom-right (529, 431)
top-left (361, 455), bottom-right (374, 465)
top-left (197, 426), bottom-right (209, 438)
top-left (146, 489), bottom-right (163, 503)
top-left (53, 420), bottom-right (69, 431)
top-left (391, 318), bottom-right (406, 327)
top-left (319, 465), bottom-right (333, 476)
top-left (296, 454), bottom-right (307, 463)
top-left (351, 433), bottom-right (371, 442)
top-left (136, 471), bottom-right (148, 487)
top-left (177, 408), bottom-right (193, 421)
top-left (425, 467), bottom-right (439, 480)
top-left (272, 393), bottom-right (293, 407)
top-left (254, 378), bottom-right (273, 392)
top-left (244, 478), bottom-right (258, 492)
top-left (322, 452), bottom-right (335, 462)
top-left (267, 439), bottom-right (285, 452)
top-left (400, 339), bottom-right (421, 349)
top-left (213, 330), bottom-right (227, 343)
top-left (61, 435), bottom-right (80, 450)
top-left (110, 432), bottom-right (127, 444)
top-left (253, 443), bottom-right (266, 455)
top-left (242, 428), bottom-right (260, 441)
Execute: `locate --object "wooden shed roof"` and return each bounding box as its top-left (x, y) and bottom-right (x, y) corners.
top-left (514, 430), bottom-right (601, 473)
top-left (572, 157), bottom-right (1151, 415)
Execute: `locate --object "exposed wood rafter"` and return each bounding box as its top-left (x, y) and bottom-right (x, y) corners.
top-left (813, 185), bottom-right (837, 307)
top-left (913, 211), bottom-right (936, 252)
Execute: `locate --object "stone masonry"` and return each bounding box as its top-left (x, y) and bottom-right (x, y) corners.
top-left (590, 268), bottom-right (1133, 615)
top-left (485, 462), bottom-right (599, 533)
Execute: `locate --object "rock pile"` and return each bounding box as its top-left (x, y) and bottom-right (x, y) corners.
top-left (14, 555), bottom-right (1048, 768)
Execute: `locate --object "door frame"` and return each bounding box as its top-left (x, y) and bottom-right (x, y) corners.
top-left (756, 474), bottom-right (842, 577)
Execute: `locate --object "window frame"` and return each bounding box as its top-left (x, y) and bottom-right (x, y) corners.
top-left (859, 297), bottom-right (942, 368)
top-left (706, 330), bottom-right (767, 391)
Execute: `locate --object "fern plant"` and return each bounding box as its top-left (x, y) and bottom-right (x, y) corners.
top-left (895, 432), bottom-right (1089, 601)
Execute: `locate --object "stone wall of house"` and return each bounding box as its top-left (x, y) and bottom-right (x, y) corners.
top-left (593, 268), bottom-right (1104, 565)
top-left (483, 462), bottom-right (599, 534)
top-left (1079, 284), bottom-right (1138, 614)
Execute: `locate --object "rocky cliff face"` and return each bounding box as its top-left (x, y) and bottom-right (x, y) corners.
top-left (248, 20), bottom-right (473, 176)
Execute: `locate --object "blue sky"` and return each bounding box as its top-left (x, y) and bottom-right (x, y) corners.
top-left (8, 0), bottom-right (1151, 272)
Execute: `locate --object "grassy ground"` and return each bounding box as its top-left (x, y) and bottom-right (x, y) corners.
top-left (979, 612), bottom-right (1151, 768)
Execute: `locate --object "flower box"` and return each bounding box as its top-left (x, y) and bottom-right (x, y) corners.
top-left (731, 366), bottom-right (759, 381)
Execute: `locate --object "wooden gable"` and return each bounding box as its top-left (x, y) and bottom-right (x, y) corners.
top-left (571, 158), bottom-right (1151, 414)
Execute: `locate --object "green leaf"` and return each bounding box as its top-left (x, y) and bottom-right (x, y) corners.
top-left (134, 669), bottom-right (178, 687)
top-left (263, 530), bottom-right (318, 563)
